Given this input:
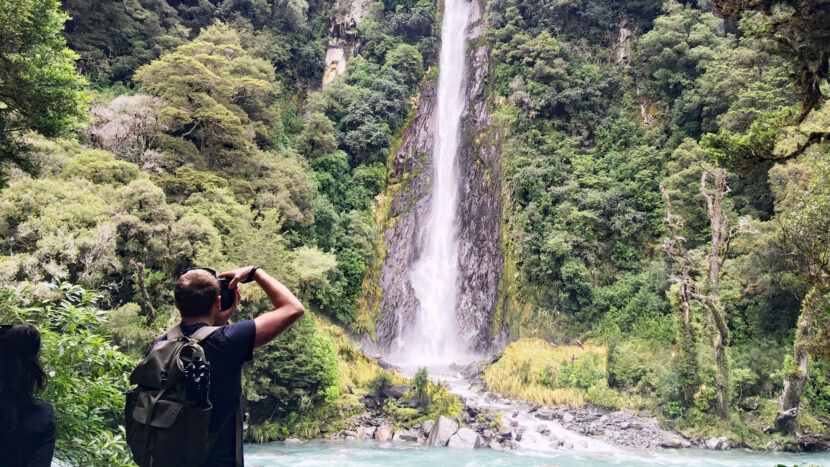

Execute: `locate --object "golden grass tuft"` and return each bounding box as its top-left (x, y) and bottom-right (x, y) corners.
top-left (319, 318), bottom-right (406, 396)
top-left (483, 338), bottom-right (608, 407)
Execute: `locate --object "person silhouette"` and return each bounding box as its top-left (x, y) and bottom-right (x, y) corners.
top-left (0, 324), bottom-right (56, 467)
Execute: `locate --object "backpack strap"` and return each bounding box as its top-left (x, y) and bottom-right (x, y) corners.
top-left (166, 324), bottom-right (220, 343)
top-left (234, 402), bottom-right (243, 467)
top-left (167, 325), bottom-right (183, 340)
top-left (189, 325), bottom-right (221, 343)
top-left (205, 399), bottom-right (243, 466)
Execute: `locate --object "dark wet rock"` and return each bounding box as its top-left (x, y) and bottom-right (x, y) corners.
top-left (784, 433), bottom-right (830, 452)
top-left (775, 407), bottom-right (798, 433)
top-left (659, 435), bottom-right (691, 448)
top-left (536, 411), bottom-right (555, 421)
top-left (399, 397), bottom-right (420, 408)
top-left (393, 430), bottom-right (420, 442)
top-left (383, 384), bottom-right (410, 399)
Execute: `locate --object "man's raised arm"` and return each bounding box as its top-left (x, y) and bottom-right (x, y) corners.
top-left (219, 266), bottom-right (305, 348)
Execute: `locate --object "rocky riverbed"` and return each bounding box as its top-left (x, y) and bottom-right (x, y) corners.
top-left (297, 365), bottom-right (699, 453)
top-left (281, 360), bottom-right (830, 454)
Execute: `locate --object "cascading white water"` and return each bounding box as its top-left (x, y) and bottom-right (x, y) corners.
top-left (390, 0), bottom-right (471, 365)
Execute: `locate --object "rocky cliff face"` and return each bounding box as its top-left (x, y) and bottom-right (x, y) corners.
top-left (372, 0), bottom-right (505, 355)
top-left (455, 0), bottom-right (506, 353)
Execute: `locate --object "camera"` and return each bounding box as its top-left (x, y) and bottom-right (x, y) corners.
top-left (217, 277), bottom-right (236, 310)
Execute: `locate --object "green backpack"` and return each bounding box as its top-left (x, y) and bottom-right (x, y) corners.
top-left (125, 325), bottom-right (241, 467)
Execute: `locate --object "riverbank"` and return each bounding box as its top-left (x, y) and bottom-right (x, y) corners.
top-left (286, 349), bottom-right (830, 456)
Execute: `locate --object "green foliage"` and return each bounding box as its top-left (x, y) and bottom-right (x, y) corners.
top-left (637, 1), bottom-right (726, 102)
top-left (0, 284), bottom-right (134, 466)
top-left (298, 112), bottom-right (337, 161)
top-left (805, 358), bottom-right (830, 418)
top-left (134, 22), bottom-right (280, 169)
top-left (0, 0), bottom-right (88, 182)
top-left (243, 311), bottom-right (340, 422)
top-left (62, 149), bottom-right (139, 185)
top-left (368, 371), bottom-right (392, 398)
top-left (713, 0), bottom-right (830, 117)
top-left (413, 367), bottom-right (430, 407)
top-left (701, 108), bottom-right (794, 173)
top-left (557, 354), bottom-right (606, 391)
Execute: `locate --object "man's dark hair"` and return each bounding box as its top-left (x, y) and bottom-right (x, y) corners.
top-left (175, 270), bottom-right (220, 318)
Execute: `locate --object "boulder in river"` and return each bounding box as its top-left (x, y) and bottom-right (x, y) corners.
top-left (357, 426), bottom-right (376, 439)
top-left (447, 427), bottom-right (482, 449)
top-left (393, 430), bottom-right (420, 442)
top-left (659, 435), bottom-right (691, 448)
top-left (422, 419), bottom-right (434, 435)
top-left (704, 436), bottom-right (729, 450)
top-left (283, 438), bottom-right (306, 445)
top-left (426, 416), bottom-right (460, 446)
top-left (375, 425), bottom-right (394, 442)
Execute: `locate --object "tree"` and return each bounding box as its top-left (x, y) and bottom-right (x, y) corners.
top-left (638, 0), bottom-right (726, 102)
top-left (134, 22), bottom-right (280, 169)
top-left (298, 112), bottom-right (337, 160)
top-left (713, 0), bottom-right (830, 119)
top-left (661, 162), bottom-right (754, 419)
top-left (0, 0), bottom-right (88, 183)
top-left (85, 94), bottom-right (167, 164)
top-left (775, 156), bottom-right (830, 433)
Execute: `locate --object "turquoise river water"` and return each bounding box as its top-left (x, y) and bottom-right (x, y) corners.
top-left (244, 440), bottom-right (830, 466)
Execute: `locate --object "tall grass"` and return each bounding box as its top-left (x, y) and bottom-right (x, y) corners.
top-left (483, 338), bottom-right (612, 407)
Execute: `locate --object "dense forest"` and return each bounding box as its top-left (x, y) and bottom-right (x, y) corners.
top-left (0, 0), bottom-right (828, 464)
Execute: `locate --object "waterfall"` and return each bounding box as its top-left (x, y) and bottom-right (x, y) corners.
top-left (390, 0), bottom-right (471, 365)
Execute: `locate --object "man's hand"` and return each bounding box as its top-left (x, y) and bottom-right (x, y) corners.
top-left (218, 266), bottom-right (258, 289)
top-left (215, 287), bottom-right (240, 326)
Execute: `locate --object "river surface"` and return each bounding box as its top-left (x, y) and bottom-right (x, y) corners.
top-left (245, 440), bottom-right (830, 466)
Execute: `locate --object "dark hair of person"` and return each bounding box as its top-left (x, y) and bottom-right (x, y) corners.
top-left (0, 324), bottom-right (48, 433)
top-left (175, 269), bottom-right (220, 318)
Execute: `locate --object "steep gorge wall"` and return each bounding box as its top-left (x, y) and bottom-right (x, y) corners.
top-left (371, 0), bottom-right (505, 355)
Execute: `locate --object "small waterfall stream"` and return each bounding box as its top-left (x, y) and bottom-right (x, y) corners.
top-left (390, 0), bottom-right (472, 365)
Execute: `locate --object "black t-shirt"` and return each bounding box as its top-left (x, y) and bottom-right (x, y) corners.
top-left (0, 399), bottom-right (56, 467)
top-left (156, 320), bottom-right (256, 467)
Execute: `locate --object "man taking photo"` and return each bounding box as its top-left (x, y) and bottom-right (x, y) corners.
top-left (129, 265), bottom-right (304, 467)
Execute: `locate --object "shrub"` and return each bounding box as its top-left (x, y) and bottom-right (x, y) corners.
top-left (369, 371), bottom-right (393, 398)
top-left (413, 367), bottom-right (430, 407)
top-left (0, 284), bottom-right (134, 466)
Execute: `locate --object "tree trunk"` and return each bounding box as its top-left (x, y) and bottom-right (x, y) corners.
top-left (132, 260), bottom-right (158, 325)
top-left (777, 288), bottom-right (822, 433)
top-left (713, 325), bottom-right (729, 419)
top-left (677, 283), bottom-right (699, 404)
top-left (700, 165), bottom-right (731, 419)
